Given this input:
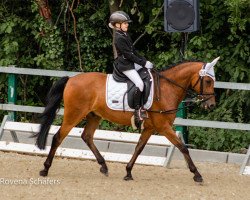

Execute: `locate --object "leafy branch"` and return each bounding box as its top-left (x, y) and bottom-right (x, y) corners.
top-left (66, 0), bottom-right (83, 71)
top-left (133, 3), bottom-right (164, 45)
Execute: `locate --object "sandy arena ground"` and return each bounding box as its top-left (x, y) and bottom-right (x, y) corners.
top-left (0, 151), bottom-right (249, 200)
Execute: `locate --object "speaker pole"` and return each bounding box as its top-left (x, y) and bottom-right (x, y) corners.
top-left (177, 32), bottom-right (189, 144)
top-left (180, 32), bottom-right (188, 61)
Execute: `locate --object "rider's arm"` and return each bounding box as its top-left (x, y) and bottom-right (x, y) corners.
top-left (115, 37), bottom-right (146, 66)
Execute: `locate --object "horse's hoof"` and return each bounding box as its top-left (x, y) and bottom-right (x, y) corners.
top-left (123, 175), bottom-right (134, 181)
top-left (40, 169), bottom-right (48, 177)
top-left (100, 167), bottom-right (108, 176)
top-left (193, 175), bottom-right (203, 183)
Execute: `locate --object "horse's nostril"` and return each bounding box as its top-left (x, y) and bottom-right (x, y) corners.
top-left (209, 104), bottom-right (215, 110)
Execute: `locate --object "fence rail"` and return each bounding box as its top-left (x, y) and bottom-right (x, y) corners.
top-left (1, 66), bottom-right (250, 90)
top-left (0, 66), bottom-right (250, 132)
top-left (0, 103), bottom-right (250, 131)
top-left (0, 66), bottom-right (80, 77)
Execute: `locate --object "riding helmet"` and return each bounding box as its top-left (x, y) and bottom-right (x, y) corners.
top-left (109, 11), bottom-right (132, 28)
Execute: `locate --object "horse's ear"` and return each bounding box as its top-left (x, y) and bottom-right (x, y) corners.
top-left (207, 57), bottom-right (220, 69)
top-left (202, 57), bottom-right (220, 81)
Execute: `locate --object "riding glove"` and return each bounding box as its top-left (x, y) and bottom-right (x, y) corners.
top-left (145, 61), bottom-right (154, 69)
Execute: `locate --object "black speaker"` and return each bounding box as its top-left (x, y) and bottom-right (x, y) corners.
top-left (164, 0), bottom-right (200, 32)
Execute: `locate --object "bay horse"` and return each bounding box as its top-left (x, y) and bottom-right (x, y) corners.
top-left (35, 57), bottom-right (219, 183)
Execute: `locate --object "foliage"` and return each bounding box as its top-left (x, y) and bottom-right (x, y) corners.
top-left (0, 0), bottom-right (249, 152)
top-left (188, 127), bottom-right (250, 153)
top-left (67, 2), bottom-right (112, 72)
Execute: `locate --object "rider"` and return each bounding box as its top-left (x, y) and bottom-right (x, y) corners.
top-left (108, 11), bottom-right (154, 130)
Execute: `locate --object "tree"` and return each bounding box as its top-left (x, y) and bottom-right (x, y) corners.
top-left (36, 0), bottom-right (52, 24)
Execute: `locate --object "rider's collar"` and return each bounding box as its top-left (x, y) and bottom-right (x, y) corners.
top-left (116, 29), bottom-right (127, 36)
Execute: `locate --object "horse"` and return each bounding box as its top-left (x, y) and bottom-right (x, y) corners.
top-left (35, 57), bottom-right (219, 183)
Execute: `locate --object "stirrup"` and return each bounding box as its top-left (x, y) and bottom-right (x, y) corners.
top-left (134, 108), bottom-right (143, 121)
top-left (136, 108), bottom-right (148, 120)
top-left (131, 115), bottom-right (144, 132)
top-left (132, 108), bottom-right (144, 132)
top-left (140, 108), bottom-right (148, 119)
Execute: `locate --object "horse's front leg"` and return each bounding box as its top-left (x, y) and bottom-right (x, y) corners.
top-left (124, 127), bottom-right (154, 181)
top-left (81, 113), bottom-right (108, 176)
top-left (159, 127), bottom-right (203, 183)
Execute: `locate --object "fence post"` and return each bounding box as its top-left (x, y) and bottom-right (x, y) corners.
top-left (176, 101), bottom-right (188, 144)
top-left (7, 73), bottom-right (17, 121)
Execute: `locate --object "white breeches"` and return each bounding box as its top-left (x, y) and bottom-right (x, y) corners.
top-left (123, 69), bottom-right (144, 92)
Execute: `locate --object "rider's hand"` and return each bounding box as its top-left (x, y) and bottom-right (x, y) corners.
top-left (145, 61), bottom-right (154, 69)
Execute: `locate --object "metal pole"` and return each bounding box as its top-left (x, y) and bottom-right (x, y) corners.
top-left (7, 73), bottom-right (17, 121)
top-left (176, 101), bottom-right (188, 144)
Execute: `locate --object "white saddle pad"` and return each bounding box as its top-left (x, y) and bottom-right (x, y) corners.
top-left (106, 74), bottom-right (154, 111)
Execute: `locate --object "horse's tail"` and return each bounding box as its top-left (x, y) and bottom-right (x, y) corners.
top-left (35, 76), bottom-right (69, 150)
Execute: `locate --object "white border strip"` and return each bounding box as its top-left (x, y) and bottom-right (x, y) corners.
top-left (3, 122), bottom-right (172, 146)
top-left (0, 141), bottom-right (166, 166)
top-left (243, 166), bottom-right (250, 175)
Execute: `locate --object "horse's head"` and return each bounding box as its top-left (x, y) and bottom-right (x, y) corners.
top-left (191, 57), bottom-right (220, 110)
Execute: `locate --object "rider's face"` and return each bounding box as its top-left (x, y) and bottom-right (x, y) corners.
top-left (121, 22), bottom-right (129, 32)
top-left (115, 22), bottom-right (129, 32)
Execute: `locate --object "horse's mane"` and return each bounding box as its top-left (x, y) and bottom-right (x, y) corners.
top-left (159, 59), bottom-right (204, 72)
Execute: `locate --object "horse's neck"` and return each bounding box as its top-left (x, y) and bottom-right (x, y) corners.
top-left (159, 62), bottom-right (202, 104)
top-left (169, 62), bottom-right (200, 81)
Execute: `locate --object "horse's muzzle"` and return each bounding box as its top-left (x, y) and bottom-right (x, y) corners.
top-left (201, 101), bottom-right (216, 110)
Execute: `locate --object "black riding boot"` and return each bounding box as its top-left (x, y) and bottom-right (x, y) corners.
top-left (133, 87), bottom-right (143, 132)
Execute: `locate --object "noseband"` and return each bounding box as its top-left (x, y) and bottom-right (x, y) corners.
top-left (192, 64), bottom-right (216, 101)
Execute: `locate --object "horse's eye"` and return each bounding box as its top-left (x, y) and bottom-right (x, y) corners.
top-left (205, 80), bottom-right (212, 86)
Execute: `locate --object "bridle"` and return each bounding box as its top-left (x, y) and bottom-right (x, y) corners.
top-left (148, 65), bottom-right (215, 114)
top-left (191, 63), bottom-right (216, 98)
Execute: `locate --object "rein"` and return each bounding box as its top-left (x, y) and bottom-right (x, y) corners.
top-left (147, 96), bottom-right (214, 114)
top-left (154, 69), bottom-right (197, 98)
top-left (147, 67), bottom-right (215, 114)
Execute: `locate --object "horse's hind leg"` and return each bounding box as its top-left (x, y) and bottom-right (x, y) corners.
top-left (40, 125), bottom-right (73, 176)
top-left (159, 127), bottom-right (203, 183)
top-left (40, 128), bottom-right (62, 176)
top-left (40, 112), bottom-right (85, 176)
top-left (81, 113), bottom-right (108, 176)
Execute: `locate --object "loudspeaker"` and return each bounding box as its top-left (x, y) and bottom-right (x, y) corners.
top-left (164, 0), bottom-right (200, 32)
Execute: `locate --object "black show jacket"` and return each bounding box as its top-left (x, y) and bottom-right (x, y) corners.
top-left (114, 30), bottom-right (147, 72)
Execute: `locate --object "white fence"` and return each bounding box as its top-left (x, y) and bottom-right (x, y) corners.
top-left (0, 118), bottom-right (175, 166)
top-left (0, 66), bottom-right (249, 173)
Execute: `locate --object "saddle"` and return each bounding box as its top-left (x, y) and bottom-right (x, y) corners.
top-left (112, 65), bottom-right (152, 109)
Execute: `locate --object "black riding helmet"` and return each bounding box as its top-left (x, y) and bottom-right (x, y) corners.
top-left (108, 11), bottom-right (132, 28)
